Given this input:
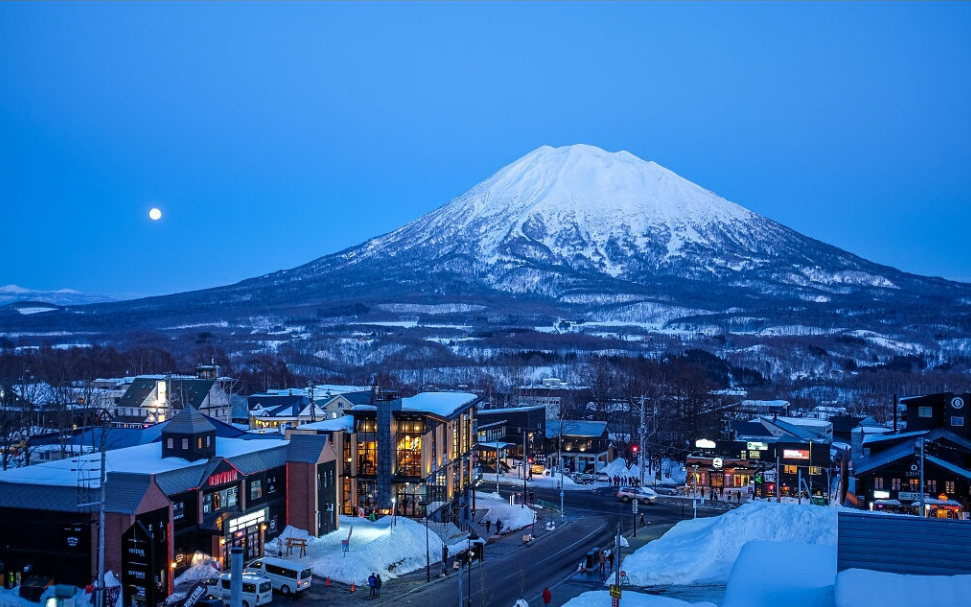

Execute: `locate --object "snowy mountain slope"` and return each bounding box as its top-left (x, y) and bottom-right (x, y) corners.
top-left (286, 144), bottom-right (919, 302)
top-left (3, 144), bottom-right (970, 377)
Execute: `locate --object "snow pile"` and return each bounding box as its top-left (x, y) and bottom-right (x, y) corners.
top-left (560, 590), bottom-right (716, 607)
top-left (474, 490), bottom-right (539, 533)
top-left (174, 553), bottom-right (220, 585)
top-left (621, 501), bottom-right (837, 586)
top-left (721, 541), bottom-right (836, 607)
top-left (247, 493), bottom-right (544, 587)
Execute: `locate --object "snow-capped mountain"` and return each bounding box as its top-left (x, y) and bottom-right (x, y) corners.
top-left (320, 144), bottom-right (901, 297)
top-left (3, 145), bottom-right (969, 379)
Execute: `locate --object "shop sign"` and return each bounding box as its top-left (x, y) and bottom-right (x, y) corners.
top-left (783, 449), bottom-right (809, 460)
top-left (712, 457), bottom-right (723, 469)
top-left (208, 469), bottom-right (239, 487)
top-left (746, 442), bottom-right (768, 451)
top-left (873, 490), bottom-right (890, 499)
top-left (695, 439), bottom-right (716, 449)
top-left (898, 491), bottom-right (920, 501)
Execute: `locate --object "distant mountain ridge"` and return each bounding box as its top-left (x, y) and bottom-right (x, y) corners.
top-left (2, 145), bottom-right (969, 381)
top-left (0, 285), bottom-right (115, 307)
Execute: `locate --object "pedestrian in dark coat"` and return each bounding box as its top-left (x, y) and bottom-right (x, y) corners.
top-left (496, 519), bottom-right (503, 534)
top-left (367, 573), bottom-right (376, 599)
top-left (485, 519), bottom-right (492, 534)
top-left (542, 587), bottom-right (552, 605)
top-left (375, 573), bottom-right (382, 598)
top-left (607, 549), bottom-right (615, 572)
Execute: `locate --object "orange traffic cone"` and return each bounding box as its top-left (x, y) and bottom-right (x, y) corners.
top-left (325, 577), bottom-right (331, 587)
top-left (350, 583), bottom-right (356, 593)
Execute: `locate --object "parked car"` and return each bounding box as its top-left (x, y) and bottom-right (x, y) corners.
top-left (616, 486), bottom-right (658, 504)
top-left (656, 485), bottom-right (680, 495)
top-left (571, 472), bottom-right (595, 485)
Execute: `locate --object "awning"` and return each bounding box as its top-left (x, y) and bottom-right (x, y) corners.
top-left (873, 499), bottom-right (901, 506)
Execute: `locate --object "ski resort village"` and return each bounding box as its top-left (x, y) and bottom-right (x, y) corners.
top-left (0, 368), bottom-right (969, 607)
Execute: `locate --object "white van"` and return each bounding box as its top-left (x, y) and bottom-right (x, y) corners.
top-left (244, 557), bottom-right (313, 595)
top-left (214, 572), bottom-right (273, 607)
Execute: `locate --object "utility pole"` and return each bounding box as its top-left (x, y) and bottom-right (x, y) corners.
top-left (522, 430), bottom-right (528, 508)
top-left (559, 406), bottom-right (565, 522)
top-left (919, 438), bottom-right (926, 518)
top-left (97, 447), bottom-right (106, 607)
top-left (638, 395), bottom-right (646, 488)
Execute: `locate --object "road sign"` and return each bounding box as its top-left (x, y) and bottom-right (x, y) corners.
top-left (632, 499), bottom-right (638, 513)
top-left (609, 585), bottom-right (622, 598)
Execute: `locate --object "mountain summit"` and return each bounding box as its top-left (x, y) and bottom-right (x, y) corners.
top-left (295, 144), bottom-right (902, 300)
top-left (6, 143), bottom-right (969, 372)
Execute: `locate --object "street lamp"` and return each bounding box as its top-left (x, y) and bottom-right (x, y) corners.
top-left (467, 531), bottom-right (479, 607)
top-left (391, 498), bottom-right (397, 534)
top-left (692, 463), bottom-right (699, 519)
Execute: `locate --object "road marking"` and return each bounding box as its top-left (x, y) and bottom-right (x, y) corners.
top-left (533, 520), bottom-right (610, 566)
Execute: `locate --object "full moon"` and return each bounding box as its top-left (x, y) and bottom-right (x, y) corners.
top-left (149, 208), bottom-right (162, 221)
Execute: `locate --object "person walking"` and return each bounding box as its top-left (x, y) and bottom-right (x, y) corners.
top-left (374, 573), bottom-right (382, 598)
top-left (485, 519), bottom-right (492, 535)
top-left (598, 550), bottom-right (607, 580)
top-left (367, 573), bottom-right (376, 600)
top-left (442, 545), bottom-right (449, 576)
top-left (496, 519), bottom-right (503, 535)
top-left (542, 587), bottom-right (552, 606)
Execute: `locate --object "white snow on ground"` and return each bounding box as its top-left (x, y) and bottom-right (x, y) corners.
top-left (560, 501), bottom-right (971, 607)
top-left (233, 492), bottom-right (544, 588)
top-left (562, 590), bottom-right (717, 607)
top-left (621, 502), bottom-right (837, 586)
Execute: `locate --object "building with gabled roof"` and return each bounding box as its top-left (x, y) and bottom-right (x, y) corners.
top-left (112, 367), bottom-right (234, 427)
top-left (0, 406), bottom-right (337, 606)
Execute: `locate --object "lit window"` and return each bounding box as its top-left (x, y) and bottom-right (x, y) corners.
top-left (182, 438), bottom-right (189, 450)
top-left (167, 438), bottom-right (174, 449)
top-left (874, 477), bottom-right (884, 490)
top-left (919, 407), bottom-right (932, 418)
top-left (951, 417), bottom-right (964, 426)
top-left (891, 478), bottom-right (901, 490)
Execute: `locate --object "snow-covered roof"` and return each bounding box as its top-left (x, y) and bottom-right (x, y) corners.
top-left (401, 392), bottom-right (480, 418)
top-left (0, 436), bottom-right (287, 487)
top-left (546, 420), bottom-right (608, 438)
top-left (300, 416), bottom-right (355, 433)
top-left (479, 405), bottom-right (546, 414)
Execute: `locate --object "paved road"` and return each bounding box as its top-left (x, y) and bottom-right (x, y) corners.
top-left (259, 486), bottom-right (740, 607)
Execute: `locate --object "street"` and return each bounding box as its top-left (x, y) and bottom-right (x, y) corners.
top-left (263, 487), bottom-right (735, 607)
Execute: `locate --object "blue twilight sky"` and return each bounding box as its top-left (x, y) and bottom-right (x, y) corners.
top-left (1, 2), bottom-right (970, 299)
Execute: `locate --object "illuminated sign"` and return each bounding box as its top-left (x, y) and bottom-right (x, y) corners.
top-left (208, 470), bottom-right (239, 487)
top-left (783, 449), bottom-right (809, 460)
top-left (712, 457), bottom-right (723, 469)
top-left (695, 438), bottom-right (716, 449)
top-left (898, 491), bottom-right (920, 501)
top-left (873, 490), bottom-right (890, 499)
top-left (746, 442), bottom-right (768, 451)
top-left (228, 509), bottom-right (266, 533)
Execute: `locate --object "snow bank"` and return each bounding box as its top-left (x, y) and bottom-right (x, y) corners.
top-left (621, 502), bottom-right (837, 586)
top-left (558, 590), bottom-right (716, 607)
top-left (722, 541), bottom-right (836, 607)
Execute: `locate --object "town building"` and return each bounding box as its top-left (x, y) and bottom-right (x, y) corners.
top-left (476, 405), bottom-right (546, 468)
top-left (849, 392), bottom-right (971, 518)
top-left (111, 367), bottom-right (234, 427)
top-left (545, 420), bottom-right (611, 474)
top-left (0, 407), bottom-right (336, 607)
top-left (292, 390), bottom-right (482, 524)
